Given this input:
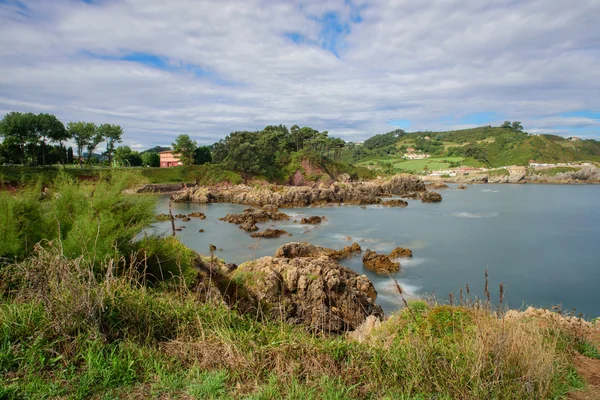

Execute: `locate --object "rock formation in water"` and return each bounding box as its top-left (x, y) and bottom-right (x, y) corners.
top-left (389, 247), bottom-right (413, 258)
top-left (250, 229), bottom-right (291, 238)
top-left (188, 211), bottom-right (207, 219)
top-left (420, 191), bottom-right (442, 203)
top-left (220, 208), bottom-right (291, 232)
top-left (301, 216), bottom-right (323, 224)
top-left (233, 256), bottom-right (383, 332)
top-left (274, 242), bottom-right (362, 261)
top-left (427, 182), bottom-right (450, 190)
top-left (171, 175), bottom-right (432, 207)
top-left (362, 250), bottom-right (400, 274)
top-left (381, 199), bottom-right (408, 207)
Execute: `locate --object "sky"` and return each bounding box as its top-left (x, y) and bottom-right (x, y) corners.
top-left (1, 0), bottom-right (599, 150)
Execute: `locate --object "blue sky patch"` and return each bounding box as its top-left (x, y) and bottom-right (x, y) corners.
top-left (559, 110), bottom-right (600, 120)
top-left (284, 32), bottom-right (305, 44)
top-left (388, 119), bottom-right (411, 129)
top-left (460, 111), bottom-right (503, 125)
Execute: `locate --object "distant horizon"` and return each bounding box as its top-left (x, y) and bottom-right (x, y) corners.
top-left (1, 0), bottom-right (599, 148)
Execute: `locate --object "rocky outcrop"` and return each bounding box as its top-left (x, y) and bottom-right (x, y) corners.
top-left (233, 256), bottom-right (383, 332)
top-left (382, 199), bottom-right (408, 207)
top-left (301, 216), bottom-right (323, 224)
top-left (220, 208), bottom-right (290, 230)
top-left (274, 242), bottom-right (362, 261)
top-left (427, 182), bottom-right (450, 190)
top-left (156, 213), bottom-right (172, 222)
top-left (250, 229), bottom-right (291, 238)
top-left (172, 174), bottom-right (430, 207)
top-left (457, 184), bottom-right (467, 190)
top-left (240, 221), bottom-right (258, 232)
top-left (389, 247), bottom-right (413, 258)
top-left (188, 212), bottom-right (207, 219)
top-left (362, 250), bottom-right (400, 274)
top-left (420, 191), bottom-right (442, 203)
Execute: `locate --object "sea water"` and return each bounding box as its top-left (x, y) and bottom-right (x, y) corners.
top-left (150, 184), bottom-right (600, 317)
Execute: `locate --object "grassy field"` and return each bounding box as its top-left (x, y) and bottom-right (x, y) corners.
top-left (358, 156), bottom-right (482, 173)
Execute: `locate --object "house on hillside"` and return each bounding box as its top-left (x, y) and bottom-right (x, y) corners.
top-left (405, 147), bottom-right (415, 153)
top-left (568, 137), bottom-right (581, 141)
top-left (159, 150), bottom-right (182, 168)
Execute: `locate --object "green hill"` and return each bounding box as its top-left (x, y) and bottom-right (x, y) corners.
top-left (345, 126), bottom-right (600, 171)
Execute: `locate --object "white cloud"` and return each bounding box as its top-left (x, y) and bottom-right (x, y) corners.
top-left (0, 0), bottom-right (599, 149)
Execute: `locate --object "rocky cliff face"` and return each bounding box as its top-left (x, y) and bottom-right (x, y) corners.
top-left (233, 256), bottom-right (383, 333)
top-left (424, 166), bottom-right (600, 185)
top-left (171, 175), bottom-right (430, 207)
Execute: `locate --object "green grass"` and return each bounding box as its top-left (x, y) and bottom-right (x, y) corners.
top-left (536, 167), bottom-right (580, 176)
top-left (358, 156), bottom-right (482, 173)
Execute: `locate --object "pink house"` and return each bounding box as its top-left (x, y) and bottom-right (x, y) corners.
top-left (159, 151), bottom-right (183, 168)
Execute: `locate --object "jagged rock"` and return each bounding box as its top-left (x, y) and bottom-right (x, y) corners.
top-left (188, 211), bottom-right (207, 219)
top-left (362, 250), bottom-right (400, 274)
top-left (402, 192), bottom-right (420, 200)
top-left (199, 229), bottom-right (205, 233)
top-left (175, 228), bottom-right (183, 231)
top-left (344, 236), bottom-right (353, 241)
top-left (389, 247), bottom-right (413, 258)
top-left (250, 229), bottom-right (291, 238)
top-left (261, 205), bottom-right (279, 212)
top-left (301, 216), bottom-right (323, 224)
top-left (381, 199), bottom-right (408, 207)
top-left (427, 182), bottom-right (450, 190)
top-left (233, 256), bottom-right (383, 332)
top-left (420, 191), bottom-right (442, 203)
top-left (181, 217), bottom-right (191, 222)
top-left (173, 174), bottom-right (427, 207)
top-left (156, 213), bottom-right (172, 221)
top-left (327, 242), bottom-right (362, 260)
top-left (240, 221), bottom-right (259, 232)
top-left (457, 184), bottom-right (467, 190)
top-left (275, 242), bottom-right (361, 261)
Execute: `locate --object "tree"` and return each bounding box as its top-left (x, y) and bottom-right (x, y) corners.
top-left (511, 121), bottom-right (523, 132)
top-left (115, 146), bottom-right (142, 167)
top-left (67, 147), bottom-right (74, 164)
top-left (0, 112), bottom-right (36, 164)
top-left (501, 121), bottom-right (512, 129)
top-left (68, 121), bottom-right (97, 168)
top-left (194, 146), bottom-right (212, 165)
top-left (171, 134), bottom-right (197, 165)
top-left (98, 123), bottom-right (123, 167)
top-left (36, 113), bottom-right (68, 166)
top-left (142, 151), bottom-right (160, 167)
top-left (85, 129), bottom-right (104, 167)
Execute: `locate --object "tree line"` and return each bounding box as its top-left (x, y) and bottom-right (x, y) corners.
top-left (0, 111), bottom-right (123, 167)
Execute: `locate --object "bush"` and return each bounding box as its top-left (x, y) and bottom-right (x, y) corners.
top-left (131, 236), bottom-right (198, 282)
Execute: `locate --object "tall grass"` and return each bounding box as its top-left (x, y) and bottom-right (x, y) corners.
top-left (0, 171), bottom-right (156, 266)
top-left (1, 245), bottom-right (594, 399)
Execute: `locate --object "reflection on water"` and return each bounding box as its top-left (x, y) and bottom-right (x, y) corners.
top-left (151, 183), bottom-right (600, 317)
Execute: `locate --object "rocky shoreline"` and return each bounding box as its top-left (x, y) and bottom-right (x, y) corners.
top-left (424, 166), bottom-right (600, 185)
top-left (168, 174), bottom-right (443, 207)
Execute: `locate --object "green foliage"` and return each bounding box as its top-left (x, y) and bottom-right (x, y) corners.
top-left (574, 339), bottom-right (600, 359)
top-left (0, 171), bottom-right (155, 264)
top-left (194, 145), bottom-right (212, 165)
top-left (488, 168), bottom-right (510, 177)
top-left (172, 134), bottom-right (197, 166)
top-left (363, 129), bottom-right (405, 150)
top-left (141, 151), bottom-right (160, 167)
top-left (98, 123), bottom-right (123, 166)
top-left (114, 145), bottom-right (143, 167)
top-left (132, 236), bottom-right (198, 282)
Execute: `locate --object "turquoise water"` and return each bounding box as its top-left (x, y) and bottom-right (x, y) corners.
top-left (152, 184), bottom-right (600, 317)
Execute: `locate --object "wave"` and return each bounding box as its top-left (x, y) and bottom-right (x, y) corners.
top-left (481, 189), bottom-right (499, 193)
top-left (393, 257), bottom-right (427, 268)
top-left (451, 212), bottom-right (499, 219)
top-left (378, 280), bottom-right (422, 302)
